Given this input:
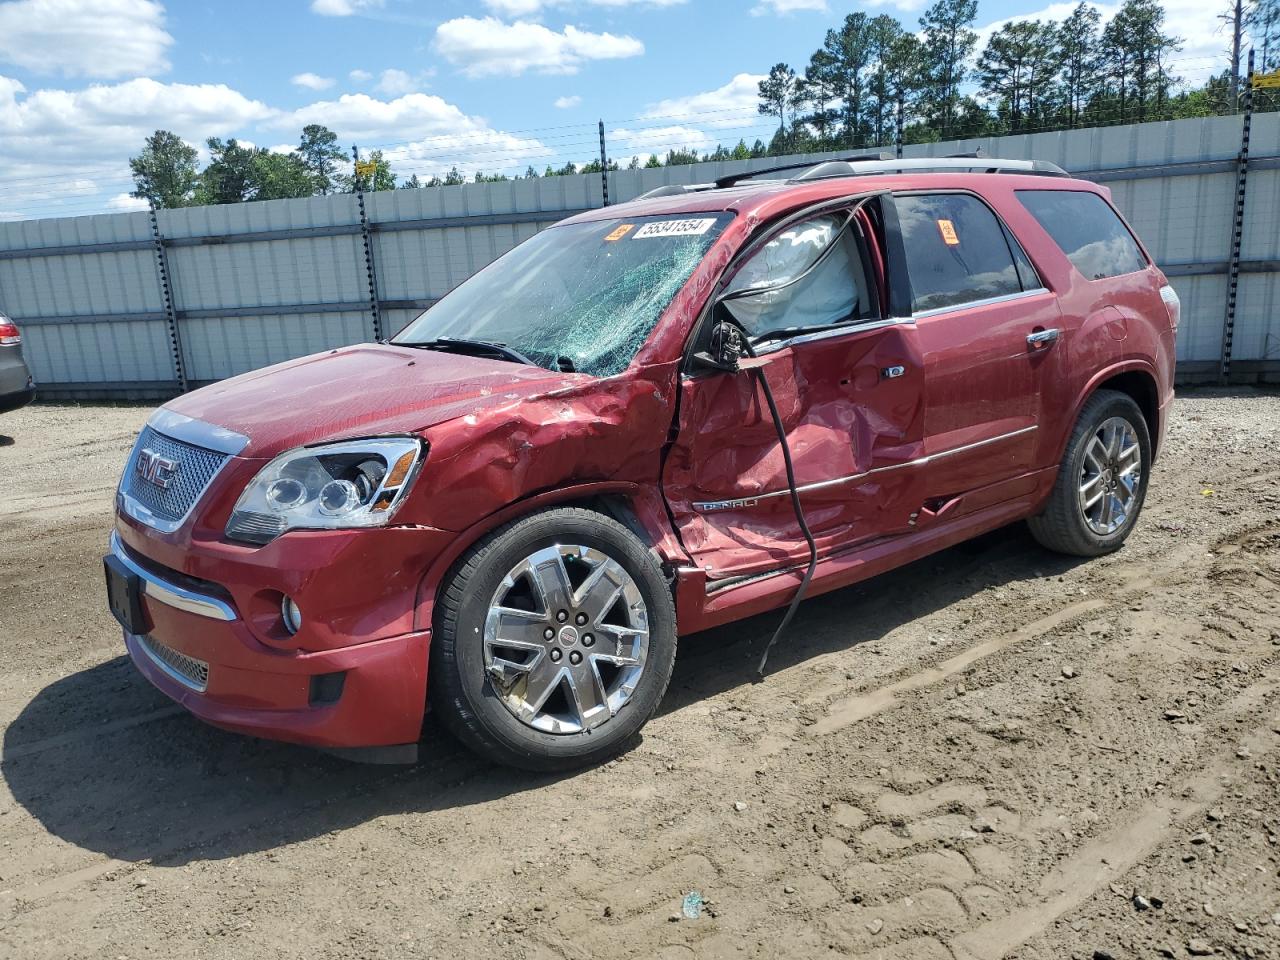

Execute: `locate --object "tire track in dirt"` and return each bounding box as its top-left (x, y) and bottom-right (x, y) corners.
top-left (949, 683), bottom-right (1280, 960)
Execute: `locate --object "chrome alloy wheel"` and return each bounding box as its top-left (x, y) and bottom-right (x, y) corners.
top-left (482, 544), bottom-right (650, 735)
top-left (1078, 416), bottom-right (1142, 536)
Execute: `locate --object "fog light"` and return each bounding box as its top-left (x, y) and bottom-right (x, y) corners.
top-left (282, 595), bottom-right (303, 635)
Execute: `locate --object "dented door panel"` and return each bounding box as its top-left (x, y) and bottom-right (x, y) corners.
top-left (662, 322), bottom-right (925, 580)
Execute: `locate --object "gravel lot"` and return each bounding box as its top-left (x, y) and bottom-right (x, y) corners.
top-left (0, 391), bottom-right (1278, 960)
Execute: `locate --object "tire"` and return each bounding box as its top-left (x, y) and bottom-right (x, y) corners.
top-left (430, 507), bottom-right (677, 771)
top-left (1028, 389), bottom-right (1152, 557)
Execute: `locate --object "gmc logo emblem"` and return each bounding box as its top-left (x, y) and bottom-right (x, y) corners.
top-left (136, 448), bottom-right (180, 489)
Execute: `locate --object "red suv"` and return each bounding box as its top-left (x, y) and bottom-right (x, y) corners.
top-left (104, 157), bottom-right (1177, 770)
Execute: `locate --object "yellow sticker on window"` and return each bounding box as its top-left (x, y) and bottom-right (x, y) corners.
top-left (604, 223), bottom-right (634, 242)
top-left (937, 218), bottom-right (959, 245)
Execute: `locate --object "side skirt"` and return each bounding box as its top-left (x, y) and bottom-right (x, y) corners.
top-left (674, 486), bottom-right (1049, 636)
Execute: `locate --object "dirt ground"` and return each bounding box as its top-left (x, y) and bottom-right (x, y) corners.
top-left (0, 391), bottom-right (1277, 960)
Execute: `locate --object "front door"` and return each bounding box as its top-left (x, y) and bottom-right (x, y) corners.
top-left (892, 191), bottom-right (1061, 510)
top-left (662, 205), bottom-right (926, 583)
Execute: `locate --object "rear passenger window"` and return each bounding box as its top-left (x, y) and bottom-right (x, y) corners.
top-left (896, 194), bottom-right (1028, 313)
top-left (1017, 190), bottom-right (1147, 280)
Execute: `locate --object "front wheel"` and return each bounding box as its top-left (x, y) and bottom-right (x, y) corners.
top-left (430, 507), bottom-right (677, 771)
top-left (1028, 389), bottom-right (1152, 557)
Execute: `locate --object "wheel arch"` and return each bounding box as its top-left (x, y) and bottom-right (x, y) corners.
top-left (1059, 361), bottom-right (1162, 463)
top-left (412, 482), bottom-right (683, 633)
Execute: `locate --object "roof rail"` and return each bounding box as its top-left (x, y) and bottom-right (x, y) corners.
top-left (714, 153), bottom-right (893, 189)
top-left (634, 183), bottom-right (716, 201)
top-left (631, 153), bottom-right (1070, 203)
top-left (787, 156), bottom-right (1069, 183)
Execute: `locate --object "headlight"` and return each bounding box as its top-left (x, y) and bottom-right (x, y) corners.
top-left (225, 437), bottom-right (425, 545)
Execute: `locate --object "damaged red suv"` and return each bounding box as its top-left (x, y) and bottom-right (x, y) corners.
top-left (105, 156), bottom-right (1177, 770)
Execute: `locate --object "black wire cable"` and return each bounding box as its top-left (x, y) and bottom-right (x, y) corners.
top-left (740, 339), bottom-right (819, 678)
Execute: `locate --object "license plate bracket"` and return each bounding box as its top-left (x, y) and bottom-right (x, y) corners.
top-left (104, 554), bottom-right (150, 635)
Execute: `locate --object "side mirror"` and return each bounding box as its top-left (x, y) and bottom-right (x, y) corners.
top-left (692, 321), bottom-right (747, 373)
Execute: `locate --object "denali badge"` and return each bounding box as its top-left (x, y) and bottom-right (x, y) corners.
top-left (136, 448), bottom-right (180, 490)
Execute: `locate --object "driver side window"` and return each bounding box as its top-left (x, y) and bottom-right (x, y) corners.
top-left (721, 212), bottom-right (875, 341)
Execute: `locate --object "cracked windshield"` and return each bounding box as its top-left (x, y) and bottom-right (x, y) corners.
top-left (394, 213), bottom-right (734, 376)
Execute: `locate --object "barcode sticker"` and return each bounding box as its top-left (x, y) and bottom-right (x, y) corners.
top-left (633, 218), bottom-right (717, 239)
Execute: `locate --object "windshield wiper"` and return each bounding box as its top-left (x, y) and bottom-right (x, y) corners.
top-left (397, 336), bottom-right (538, 367)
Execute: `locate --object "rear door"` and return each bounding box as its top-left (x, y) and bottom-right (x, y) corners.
top-left (893, 191), bottom-right (1061, 513)
top-left (662, 202), bottom-right (927, 582)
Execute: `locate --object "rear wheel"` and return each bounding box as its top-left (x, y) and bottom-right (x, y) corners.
top-left (1028, 389), bottom-right (1151, 557)
top-left (430, 507), bottom-right (677, 771)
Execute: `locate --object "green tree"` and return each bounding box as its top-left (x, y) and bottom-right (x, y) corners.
top-left (1058, 3), bottom-right (1104, 128)
top-left (297, 124), bottom-right (347, 195)
top-left (758, 62), bottom-right (804, 143)
top-left (866, 15), bottom-right (906, 147)
top-left (800, 50), bottom-right (843, 147)
top-left (811, 13), bottom-right (875, 146)
top-left (664, 148), bottom-right (701, 165)
top-left (350, 149), bottom-right (397, 192)
top-left (643, 154), bottom-right (663, 168)
top-left (1102, 0), bottom-right (1181, 122)
top-left (977, 20), bottom-right (1062, 132)
top-left (443, 165), bottom-right (467, 185)
top-left (198, 137), bottom-right (258, 204)
top-left (128, 130), bottom-right (199, 209)
top-left (401, 173), bottom-right (423, 189)
top-left (884, 32), bottom-right (926, 146)
top-left (919, 0), bottom-right (979, 137)
top-left (249, 150), bottom-right (314, 201)
top-left (523, 165), bottom-right (540, 178)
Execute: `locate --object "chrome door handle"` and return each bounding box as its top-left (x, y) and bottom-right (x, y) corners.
top-left (1027, 328), bottom-right (1060, 348)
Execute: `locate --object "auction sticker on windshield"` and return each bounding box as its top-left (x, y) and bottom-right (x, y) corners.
top-left (633, 218), bottom-right (718, 240)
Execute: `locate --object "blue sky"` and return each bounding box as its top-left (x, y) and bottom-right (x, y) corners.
top-left (0, 0), bottom-right (1232, 221)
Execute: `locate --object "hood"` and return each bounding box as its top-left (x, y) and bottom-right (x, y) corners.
top-left (164, 343), bottom-right (576, 458)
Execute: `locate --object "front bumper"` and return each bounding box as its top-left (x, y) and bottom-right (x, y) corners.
top-left (109, 532), bottom-right (431, 749)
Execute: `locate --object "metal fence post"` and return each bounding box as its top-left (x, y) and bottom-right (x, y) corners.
top-left (352, 144), bottom-right (383, 342)
top-left (598, 120), bottom-right (610, 207)
top-left (1220, 49), bottom-right (1255, 383)
top-left (149, 204), bottom-right (187, 393)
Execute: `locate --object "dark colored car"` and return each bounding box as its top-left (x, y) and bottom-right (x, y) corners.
top-left (105, 156), bottom-right (1177, 770)
top-left (0, 314), bottom-right (36, 413)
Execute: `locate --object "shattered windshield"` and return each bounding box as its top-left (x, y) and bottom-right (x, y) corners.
top-left (393, 212), bottom-right (734, 376)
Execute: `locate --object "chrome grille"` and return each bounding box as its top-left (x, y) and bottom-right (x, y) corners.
top-left (121, 426), bottom-right (228, 526)
top-left (139, 635), bottom-right (210, 692)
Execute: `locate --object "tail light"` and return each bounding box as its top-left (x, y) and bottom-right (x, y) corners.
top-left (0, 320), bottom-right (20, 345)
top-left (1158, 284), bottom-right (1180, 333)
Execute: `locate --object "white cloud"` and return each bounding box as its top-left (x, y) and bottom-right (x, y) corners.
top-left (348, 68), bottom-right (373, 83)
top-left (434, 17), bottom-right (644, 77)
top-left (554, 94), bottom-right (582, 108)
top-left (640, 72), bottom-right (766, 129)
top-left (291, 72), bottom-right (335, 91)
top-left (310, 0), bottom-right (383, 15)
top-left (750, 0), bottom-right (827, 15)
top-left (611, 123), bottom-right (714, 158)
top-left (483, 0), bottom-right (685, 12)
top-left (376, 69), bottom-right (417, 96)
top-left (106, 192), bottom-right (148, 211)
top-left (0, 0), bottom-right (173, 79)
top-left (0, 74), bottom-right (275, 186)
top-left (0, 76), bottom-right (558, 218)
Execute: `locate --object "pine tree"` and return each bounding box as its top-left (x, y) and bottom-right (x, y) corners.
top-left (919, 0), bottom-right (979, 137)
top-left (1058, 3), bottom-right (1104, 128)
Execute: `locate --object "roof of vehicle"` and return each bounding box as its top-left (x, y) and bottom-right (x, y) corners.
top-left (561, 158), bottom-right (1103, 228)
